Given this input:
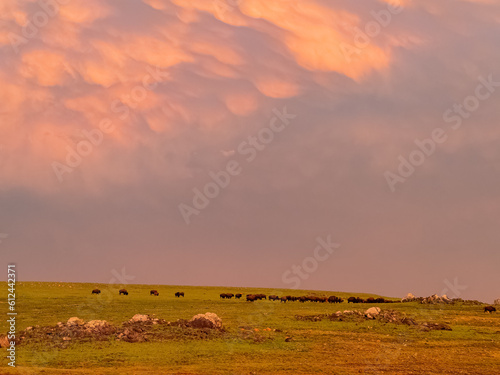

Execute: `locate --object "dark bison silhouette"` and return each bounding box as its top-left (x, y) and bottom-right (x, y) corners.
top-left (328, 296), bottom-right (343, 303)
top-left (348, 296), bottom-right (365, 303)
top-left (484, 306), bottom-right (496, 313)
top-left (175, 292), bottom-right (184, 297)
top-left (92, 289), bottom-right (101, 294)
top-left (150, 290), bottom-right (159, 296)
top-left (119, 289), bottom-right (128, 295)
top-left (235, 293), bottom-right (242, 299)
top-left (268, 295), bottom-right (280, 301)
top-left (246, 294), bottom-right (257, 302)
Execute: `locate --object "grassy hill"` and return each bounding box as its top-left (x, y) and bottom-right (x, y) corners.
top-left (0, 282), bottom-right (499, 374)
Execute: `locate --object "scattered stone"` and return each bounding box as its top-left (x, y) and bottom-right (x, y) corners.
top-left (419, 322), bottom-right (452, 331)
top-left (0, 335), bottom-right (9, 348)
top-left (401, 317), bottom-right (417, 326)
top-left (67, 317), bottom-right (85, 327)
top-left (62, 337), bottom-right (71, 341)
top-left (130, 314), bottom-right (150, 323)
top-left (401, 293), bottom-right (416, 302)
top-left (188, 312), bottom-right (222, 329)
top-left (494, 299), bottom-right (500, 305)
top-left (85, 320), bottom-right (110, 332)
top-left (365, 307), bottom-right (381, 319)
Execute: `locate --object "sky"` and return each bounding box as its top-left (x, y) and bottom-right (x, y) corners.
top-left (1, 0), bottom-right (499, 302)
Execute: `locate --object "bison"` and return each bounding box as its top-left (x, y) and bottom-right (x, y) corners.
top-left (150, 290), bottom-right (159, 296)
top-left (268, 295), bottom-right (280, 301)
top-left (92, 289), bottom-right (101, 295)
top-left (348, 296), bottom-right (364, 303)
top-left (328, 296), bottom-right (342, 303)
top-left (484, 306), bottom-right (496, 313)
top-left (119, 289), bottom-right (128, 295)
top-left (246, 294), bottom-right (257, 302)
top-left (175, 292), bottom-right (184, 297)
top-left (235, 293), bottom-right (242, 299)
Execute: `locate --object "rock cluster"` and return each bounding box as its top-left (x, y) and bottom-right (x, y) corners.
top-left (295, 309), bottom-right (450, 331)
top-left (421, 294), bottom-right (453, 304)
top-left (401, 293), bottom-right (454, 304)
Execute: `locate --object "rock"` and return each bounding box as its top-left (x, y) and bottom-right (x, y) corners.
top-left (401, 317), bottom-right (417, 326)
top-left (67, 317), bottom-right (85, 327)
top-left (130, 314), bottom-right (150, 323)
top-left (365, 307), bottom-right (381, 319)
top-left (420, 322), bottom-right (452, 331)
top-left (401, 293), bottom-right (416, 302)
top-left (420, 294), bottom-right (454, 305)
top-left (62, 337), bottom-right (71, 341)
top-left (85, 320), bottom-right (109, 330)
top-left (494, 299), bottom-right (500, 305)
top-left (188, 312), bottom-right (222, 329)
top-left (0, 335), bottom-right (9, 348)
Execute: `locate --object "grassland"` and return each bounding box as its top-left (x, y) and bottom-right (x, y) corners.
top-left (0, 282), bottom-right (499, 374)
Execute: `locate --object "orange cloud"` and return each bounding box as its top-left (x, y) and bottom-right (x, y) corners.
top-left (240, 0), bottom-right (389, 80)
top-left (20, 50), bottom-right (75, 86)
top-left (225, 92), bottom-right (259, 116)
top-left (254, 77), bottom-right (300, 98)
top-left (59, 0), bottom-right (111, 24)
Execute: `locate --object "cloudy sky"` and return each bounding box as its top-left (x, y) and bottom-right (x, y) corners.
top-left (1, 0), bottom-right (499, 302)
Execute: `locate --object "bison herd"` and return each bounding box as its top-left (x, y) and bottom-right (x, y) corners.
top-left (91, 289), bottom-right (182, 297)
top-left (219, 293), bottom-right (390, 304)
top-left (90, 288), bottom-right (498, 313)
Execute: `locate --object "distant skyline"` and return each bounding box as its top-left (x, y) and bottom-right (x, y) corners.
top-left (1, 0), bottom-right (499, 303)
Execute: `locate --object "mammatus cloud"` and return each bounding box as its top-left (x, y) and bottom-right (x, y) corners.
top-left (0, 0), bottom-right (418, 191)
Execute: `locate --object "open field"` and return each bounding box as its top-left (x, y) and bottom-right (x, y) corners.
top-left (0, 282), bottom-right (499, 374)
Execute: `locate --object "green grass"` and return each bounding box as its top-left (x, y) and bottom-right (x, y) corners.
top-left (1, 282), bottom-right (499, 374)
